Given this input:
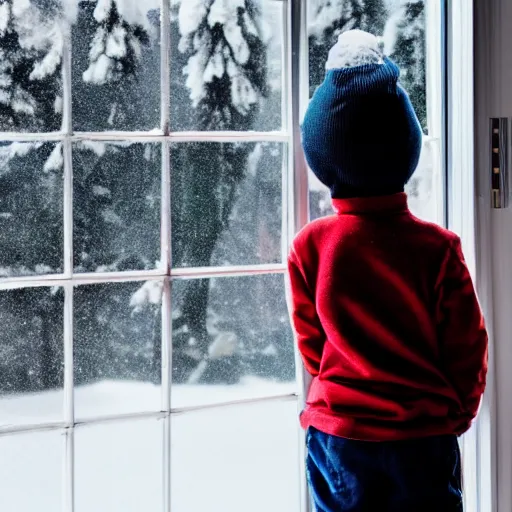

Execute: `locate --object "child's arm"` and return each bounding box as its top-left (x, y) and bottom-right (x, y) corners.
top-left (437, 236), bottom-right (488, 420)
top-left (286, 248), bottom-right (326, 377)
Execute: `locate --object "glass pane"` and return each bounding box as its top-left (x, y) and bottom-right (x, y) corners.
top-left (75, 419), bottom-right (163, 512)
top-left (171, 274), bottom-right (296, 409)
top-left (308, 1), bottom-right (426, 131)
top-left (0, 142), bottom-right (63, 277)
top-left (405, 137), bottom-right (442, 223)
top-left (169, 0), bottom-right (283, 132)
top-left (171, 142), bottom-right (283, 268)
top-left (73, 142), bottom-right (161, 273)
top-left (307, 1), bottom-right (441, 223)
top-left (0, 430), bottom-right (63, 512)
top-left (74, 281), bottom-right (162, 419)
top-left (0, 4), bottom-right (63, 132)
top-left (309, 140), bottom-right (440, 223)
top-left (71, 3), bottom-right (160, 131)
top-left (0, 287), bottom-right (64, 428)
top-left (171, 398), bottom-right (300, 512)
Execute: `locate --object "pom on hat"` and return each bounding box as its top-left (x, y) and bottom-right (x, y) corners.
top-left (325, 29), bottom-right (383, 70)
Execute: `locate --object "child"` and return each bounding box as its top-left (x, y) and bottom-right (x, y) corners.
top-left (287, 30), bottom-right (488, 512)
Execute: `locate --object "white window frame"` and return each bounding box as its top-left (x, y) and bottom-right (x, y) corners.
top-left (448, 1), bottom-right (492, 512)
top-left (0, 1), bottom-right (484, 511)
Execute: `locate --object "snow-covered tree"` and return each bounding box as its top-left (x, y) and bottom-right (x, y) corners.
top-left (170, 0), bottom-right (272, 381)
top-left (171, 0), bottom-right (269, 129)
top-left (0, 0), bottom-right (63, 131)
top-left (389, 1), bottom-right (426, 131)
top-left (0, 0), bottom-right (432, 394)
top-left (0, 1), bottom-right (164, 392)
top-left (72, 0), bottom-right (159, 130)
top-left (82, 0), bottom-right (150, 85)
top-left (0, 0), bottom-right (67, 385)
top-left (308, 0), bottom-right (387, 95)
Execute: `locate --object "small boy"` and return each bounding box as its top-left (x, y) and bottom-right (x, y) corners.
top-left (287, 30), bottom-right (488, 512)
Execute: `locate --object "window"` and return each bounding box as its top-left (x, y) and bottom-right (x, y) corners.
top-left (0, 1), bottom-right (445, 512)
top-left (307, 1), bottom-right (444, 225)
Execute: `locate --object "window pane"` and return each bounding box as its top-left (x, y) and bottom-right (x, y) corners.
top-left (308, 2), bottom-right (426, 131)
top-left (0, 287), bottom-right (64, 428)
top-left (73, 142), bottom-right (161, 273)
top-left (171, 398), bottom-right (300, 512)
top-left (74, 281), bottom-right (162, 419)
top-left (172, 274), bottom-right (295, 409)
top-left (307, 1), bottom-right (442, 224)
top-left (171, 142), bottom-right (283, 268)
top-left (75, 419), bottom-right (163, 512)
top-left (406, 137), bottom-right (443, 223)
top-left (309, 140), bottom-right (441, 224)
top-left (0, 5), bottom-right (63, 132)
top-left (169, 0), bottom-right (283, 132)
top-left (0, 142), bottom-right (63, 277)
top-left (0, 430), bottom-right (63, 512)
top-left (71, 3), bottom-right (160, 131)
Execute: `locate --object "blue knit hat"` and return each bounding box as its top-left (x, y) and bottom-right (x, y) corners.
top-left (302, 30), bottom-right (423, 198)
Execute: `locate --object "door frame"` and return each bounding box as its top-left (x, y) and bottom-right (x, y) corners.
top-left (459, 0), bottom-right (497, 511)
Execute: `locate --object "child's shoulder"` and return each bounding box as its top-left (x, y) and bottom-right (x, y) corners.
top-left (408, 213), bottom-right (461, 248)
top-left (292, 215), bottom-right (338, 248)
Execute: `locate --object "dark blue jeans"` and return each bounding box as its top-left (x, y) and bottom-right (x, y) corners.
top-left (306, 427), bottom-right (463, 512)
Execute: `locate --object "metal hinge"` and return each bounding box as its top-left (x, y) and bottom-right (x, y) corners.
top-left (491, 117), bottom-right (508, 209)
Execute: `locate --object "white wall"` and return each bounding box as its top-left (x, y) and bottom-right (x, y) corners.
top-left (474, 1), bottom-right (512, 510)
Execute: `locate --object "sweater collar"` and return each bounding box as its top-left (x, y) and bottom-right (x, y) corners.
top-left (332, 193), bottom-right (409, 215)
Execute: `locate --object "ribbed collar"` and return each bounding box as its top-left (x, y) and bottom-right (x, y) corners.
top-left (332, 193), bottom-right (409, 215)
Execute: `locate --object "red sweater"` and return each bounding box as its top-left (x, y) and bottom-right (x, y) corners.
top-left (287, 193), bottom-right (488, 441)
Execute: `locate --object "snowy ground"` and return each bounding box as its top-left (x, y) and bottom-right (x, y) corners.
top-left (0, 379), bottom-right (301, 512)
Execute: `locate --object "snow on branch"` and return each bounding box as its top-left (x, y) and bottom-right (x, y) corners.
top-left (83, 0), bottom-right (150, 85)
top-left (308, 0), bottom-right (357, 41)
top-left (172, 0), bottom-right (270, 117)
top-left (0, 0), bottom-right (64, 126)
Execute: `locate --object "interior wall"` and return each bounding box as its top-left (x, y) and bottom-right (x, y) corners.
top-left (474, 0), bottom-right (512, 510)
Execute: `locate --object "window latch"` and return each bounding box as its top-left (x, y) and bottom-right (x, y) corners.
top-left (491, 118), bottom-right (508, 209)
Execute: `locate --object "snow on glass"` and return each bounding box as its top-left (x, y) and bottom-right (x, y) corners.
top-left (170, 141), bottom-right (283, 269)
top-left (72, 141), bottom-right (161, 273)
top-left (0, 141), bottom-right (64, 277)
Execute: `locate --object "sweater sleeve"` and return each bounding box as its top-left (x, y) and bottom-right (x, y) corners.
top-left (437, 237), bottom-right (488, 420)
top-left (286, 247), bottom-right (326, 377)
